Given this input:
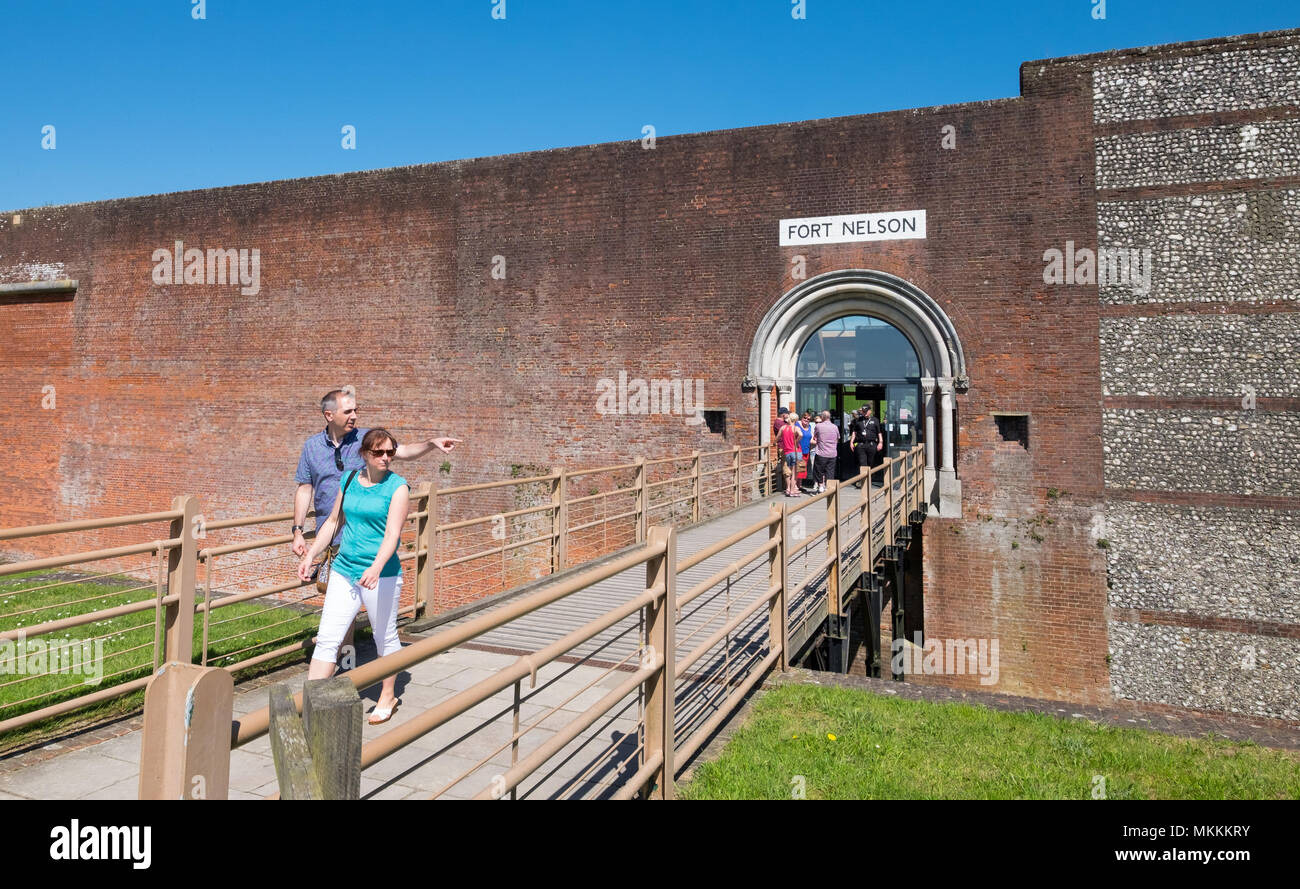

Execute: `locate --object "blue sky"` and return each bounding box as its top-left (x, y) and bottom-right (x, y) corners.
top-left (3, 0), bottom-right (1295, 211)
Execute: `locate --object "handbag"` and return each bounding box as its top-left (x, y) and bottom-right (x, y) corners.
top-left (315, 470), bottom-right (358, 593)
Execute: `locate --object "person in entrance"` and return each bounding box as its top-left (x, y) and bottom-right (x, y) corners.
top-left (810, 411), bottom-right (839, 494)
top-left (779, 415), bottom-right (802, 497)
top-left (851, 406), bottom-right (884, 486)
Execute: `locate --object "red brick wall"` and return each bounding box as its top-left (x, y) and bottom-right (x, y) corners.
top-left (1, 42), bottom-right (1134, 702)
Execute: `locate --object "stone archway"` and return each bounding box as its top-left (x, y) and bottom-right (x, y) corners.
top-left (749, 269), bottom-right (967, 515)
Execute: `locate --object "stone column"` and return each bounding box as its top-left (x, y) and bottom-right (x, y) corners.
top-left (921, 377), bottom-right (937, 471)
top-left (935, 377), bottom-right (961, 517)
top-left (938, 378), bottom-right (955, 472)
top-left (777, 384), bottom-right (793, 414)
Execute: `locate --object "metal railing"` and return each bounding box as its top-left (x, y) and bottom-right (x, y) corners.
top-left (2, 441), bottom-right (924, 774)
top-left (425, 445), bottom-right (774, 614)
top-left (0, 502), bottom-right (189, 734)
top-left (221, 445), bottom-right (925, 799)
top-left (0, 446), bottom-right (778, 735)
top-left (0, 488), bottom-right (435, 735)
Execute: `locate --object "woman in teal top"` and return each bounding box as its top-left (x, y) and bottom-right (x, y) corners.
top-left (298, 427), bottom-right (410, 724)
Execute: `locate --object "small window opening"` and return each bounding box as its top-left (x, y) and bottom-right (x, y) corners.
top-left (703, 410), bottom-right (727, 435)
top-left (994, 414), bottom-right (1029, 449)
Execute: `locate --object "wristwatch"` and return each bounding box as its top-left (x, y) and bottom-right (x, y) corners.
top-left (291, 524), bottom-right (305, 534)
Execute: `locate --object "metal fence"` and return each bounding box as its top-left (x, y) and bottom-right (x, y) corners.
top-left (0, 445), bottom-right (778, 735)
top-left (219, 445), bottom-right (926, 799)
top-left (425, 445), bottom-right (774, 613)
top-left (2, 441), bottom-right (925, 787)
top-left (0, 489), bottom-right (435, 735)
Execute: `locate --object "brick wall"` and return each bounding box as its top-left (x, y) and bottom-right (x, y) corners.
top-left (3, 29), bottom-right (1296, 711)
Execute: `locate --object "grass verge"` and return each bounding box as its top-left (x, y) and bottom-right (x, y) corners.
top-left (678, 683), bottom-right (1300, 800)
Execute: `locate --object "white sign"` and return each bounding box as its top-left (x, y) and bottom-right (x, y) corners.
top-left (779, 210), bottom-right (926, 246)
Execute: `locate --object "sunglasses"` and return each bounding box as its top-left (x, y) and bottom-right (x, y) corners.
top-left (333, 447), bottom-right (344, 471)
top-left (368, 448), bottom-right (397, 458)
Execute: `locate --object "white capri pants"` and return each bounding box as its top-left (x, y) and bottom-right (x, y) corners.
top-left (312, 570), bottom-right (402, 665)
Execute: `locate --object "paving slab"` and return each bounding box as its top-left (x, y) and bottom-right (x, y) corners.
top-left (361, 775), bottom-right (423, 800)
top-left (0, 751), bottom-right (139, 800)
top-left (365, 748), bottom-right (494, 798)
top-left (430, 664), bottom-right (516, 694)
top-left (84, 732), bottom-right (142, 765)
top-left (227, 748), bottom-right (279, 794)
top-left (80, 776), bottom-right (140, 800)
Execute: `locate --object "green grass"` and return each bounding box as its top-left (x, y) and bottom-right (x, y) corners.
top-left (678, 683), bottom-right (1300, 800)
top-left (0, 569), bottom-right (334, 748)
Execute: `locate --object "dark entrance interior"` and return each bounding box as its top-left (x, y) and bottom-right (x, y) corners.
top-left (788, 315), bottom-right (927, 677)
top-left (792, 316), bottom-right (924, 471)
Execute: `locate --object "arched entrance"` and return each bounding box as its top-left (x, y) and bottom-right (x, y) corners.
top-left (794, 315), bottom-right (921, 461)
top-left (748, 269), bottom-right (967, 515)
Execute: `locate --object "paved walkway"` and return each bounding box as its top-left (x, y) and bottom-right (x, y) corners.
top-left (0, 645), bottom-right (642, 800)
top-left (442, 483), bottom-right (892, 662)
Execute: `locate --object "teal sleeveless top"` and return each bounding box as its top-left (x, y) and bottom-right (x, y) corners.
top-left (333, 471), bottom-right (408, 583)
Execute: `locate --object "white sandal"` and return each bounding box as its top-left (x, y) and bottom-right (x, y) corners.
top-left (368, 698), bottom-right (400, 725)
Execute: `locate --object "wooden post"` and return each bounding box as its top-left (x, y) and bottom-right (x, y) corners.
top-left (892, 544), bottom-right (908, 682)
top-left (691, 450), bottom-right (701, 523)
top-left (302, 677), bottom-right (362, 799)
top-left (643, 525), bottom-right (677, 799)
top-left (552, 468), bottom-right (568, 573)
top-left (138, 662), bottom-right (232, 799)
top-left (269, 685), bottom-right (323, 800)
top-left (268, 677), bottom-right (362, 800)
top-left (769, 504), bottom-right (788, 671)
top-left (414, 481), bottom-right (436, 618)
top-left (164, 495), bottom-right (199, 665)
top-left (634, 457), bottom-right (647, 543)
top-left (732, 446), bottom-right (742, 509)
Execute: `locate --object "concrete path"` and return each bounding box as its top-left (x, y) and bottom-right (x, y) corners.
top-left (0, 646), bottom-right (642, 800)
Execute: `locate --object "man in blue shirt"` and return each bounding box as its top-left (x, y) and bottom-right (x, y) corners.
top-left (290, 388), bottom-right (460, 556)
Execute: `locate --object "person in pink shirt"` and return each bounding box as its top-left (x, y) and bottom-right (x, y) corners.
top-left (779, 416), bottom-right (802, 496)
top-left (810, 411), bottom-right (840, 494)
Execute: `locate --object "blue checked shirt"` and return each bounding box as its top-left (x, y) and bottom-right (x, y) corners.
top-left (295, 427), bottom-right (371, 539)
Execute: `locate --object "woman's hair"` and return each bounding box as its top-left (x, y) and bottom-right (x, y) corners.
top-left (361, 427), bottom-right (398, 453)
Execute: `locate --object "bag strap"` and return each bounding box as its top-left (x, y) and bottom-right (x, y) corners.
top-left (338, 470), bottom-right (358, 525)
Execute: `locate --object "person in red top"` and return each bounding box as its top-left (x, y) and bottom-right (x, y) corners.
top-left (779, 416), bottom-right (803, 497)
top-left (769, 407), bottom-right (790, 496)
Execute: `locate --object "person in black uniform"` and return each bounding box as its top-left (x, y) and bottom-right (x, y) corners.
top-left (850, 405), bottom-right (884, 486)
